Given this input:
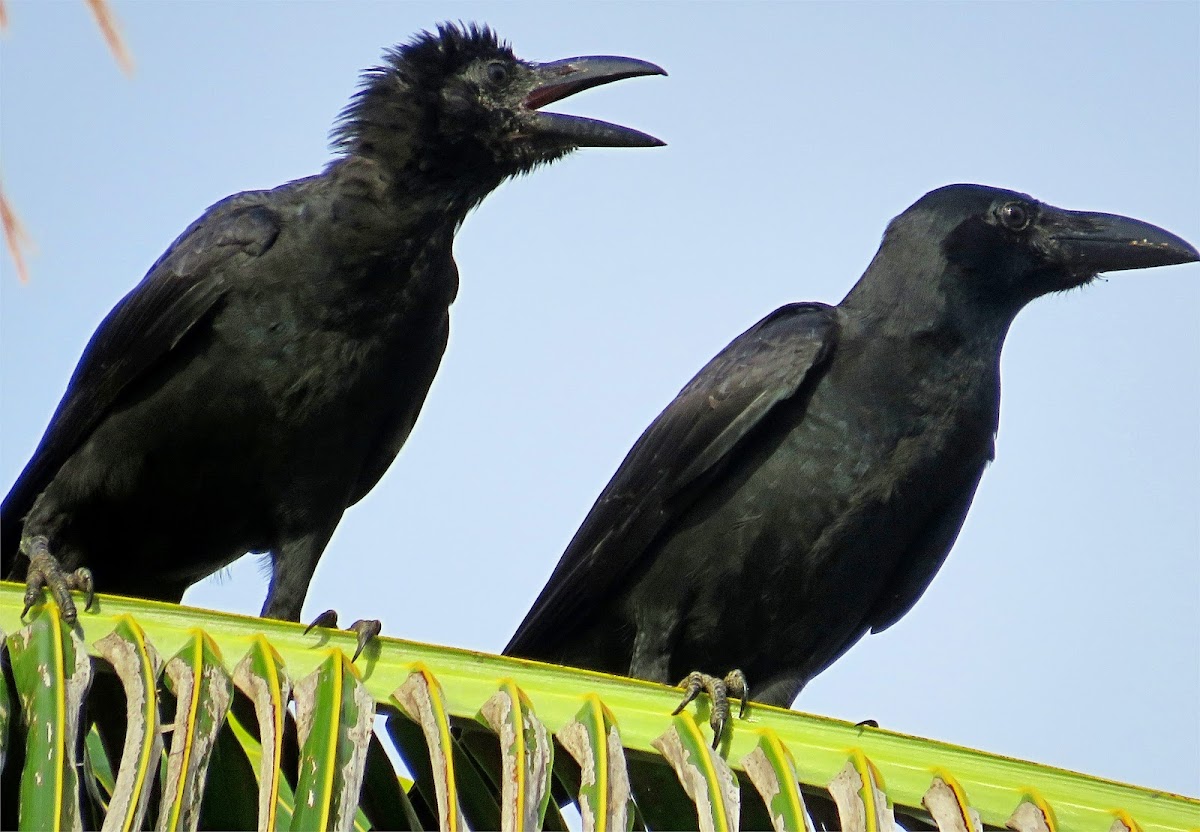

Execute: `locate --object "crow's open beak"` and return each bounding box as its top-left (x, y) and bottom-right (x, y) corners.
top-left (1040, 206), bottom-right (1199, 275)
top-left (524, 55), bottom-right (666, 148)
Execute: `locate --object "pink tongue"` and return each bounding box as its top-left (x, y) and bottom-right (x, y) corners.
top-left (524, 80), bottom-right (581, 111)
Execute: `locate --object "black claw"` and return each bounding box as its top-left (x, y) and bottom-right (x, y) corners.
top-left (708, 684), bottom-right (730, 744)
top-left (710, 704), bottom-right (730, 750)
top-left (305, 608), bottom-right (339, 635)
top-left (21, 577), bottom-right (40, 618)
top-left (21, 540), bottom-right (86, 624)
top-left (724, 670), bottom-right (749, 719)
top-left (348, 618), bottom-right (382, 662)
top-left (672, 671), bottom-right (705, 715)
top-left (856, 719), bottom-right (879, 729)
top-left (673, 669), bottom-right (749, 747)
top-left (74, 568), bottom-right (96, 612)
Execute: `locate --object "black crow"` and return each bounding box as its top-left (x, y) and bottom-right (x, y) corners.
top-left (2, 24), bottom-right (664, 645)
top-left (505, 184), bottom-right (1197, 744)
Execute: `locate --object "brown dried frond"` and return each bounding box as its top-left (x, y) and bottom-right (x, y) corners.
top-left (84, 0), bottom-right (134, 75)
top-left (1, 179), bottom-right (33, 284)
top-left (1, 0), bottom-right (136, 282)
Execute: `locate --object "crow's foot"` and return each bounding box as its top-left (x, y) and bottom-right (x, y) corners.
top-left (305, 609), bottom-right (382, 662)
top-left (20, 535), bottom-right (94, 624)
top-left (672, 669), bottom-right (748, 748)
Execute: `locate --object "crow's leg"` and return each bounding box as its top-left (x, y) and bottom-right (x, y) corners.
top-left (262, 523), bottom-right (381, 661)
top-left (628, 612), bottom-right (750, 746)
top-left (672, 670), bottom-right (749, 749)
top-left (261, 523), bottom-right (341, 622)
top-left (20, 535), bottom-right (95, 624)
top-left (629, 618), bottom-right (676, 683)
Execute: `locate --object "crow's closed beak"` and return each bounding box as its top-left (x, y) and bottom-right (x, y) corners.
top-left (1041, 207), bottom-right (1199, 275)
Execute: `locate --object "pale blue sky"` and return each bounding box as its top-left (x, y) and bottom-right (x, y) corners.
top-left (2, 0), bottom-right (1197, 798)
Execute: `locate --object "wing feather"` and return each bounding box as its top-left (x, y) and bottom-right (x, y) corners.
top-left (1, 192), bottom-right (282, 569)
top-left (506, 302), bottom-right (838, 656)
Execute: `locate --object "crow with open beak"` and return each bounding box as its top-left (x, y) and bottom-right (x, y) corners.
top-left (2, 23), bottom-right (664, 660)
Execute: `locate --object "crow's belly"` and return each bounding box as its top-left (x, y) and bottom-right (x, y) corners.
top-left (46, 364), bottom-right (375, 592)
top-left (632, 418), bottom-right (953, 699)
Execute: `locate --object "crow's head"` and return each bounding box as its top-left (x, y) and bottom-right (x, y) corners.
top-left (333, 23), bottom-right (664, 186)
top-left (926, 184), bottom-right (1195, 303)
top-left (854, 184), bottom-right (1197, 328)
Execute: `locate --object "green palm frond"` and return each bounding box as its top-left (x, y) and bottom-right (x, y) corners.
top-left (0, 583), bottom-right (1195, 831)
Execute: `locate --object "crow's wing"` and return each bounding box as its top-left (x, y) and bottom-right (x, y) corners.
top-left (1, 191), bottom-right (282, 569)
top-left (505, 302), bottom-right (838, 657)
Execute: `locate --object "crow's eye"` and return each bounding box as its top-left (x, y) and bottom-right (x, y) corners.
top-left (486, 61), bottom-right (509, 85)
top-left (998, 202), bottom-right (1031, 232)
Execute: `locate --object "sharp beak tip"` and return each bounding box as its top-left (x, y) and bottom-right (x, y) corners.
top-left (1140, 232), bottom-right (1200, 268)
top-left (601, 128), bottom-right (668, 149)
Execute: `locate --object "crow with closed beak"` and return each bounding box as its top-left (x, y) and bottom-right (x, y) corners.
top-left (2, 23), bottom-right (664, 655)
top-left (505, 184), bottom-right (1197, 744)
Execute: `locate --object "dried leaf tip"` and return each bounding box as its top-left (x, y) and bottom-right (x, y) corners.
top-left (84, 0), bottom-right (135, 75)
top-left (1, 178), bottom-right (33, 284)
